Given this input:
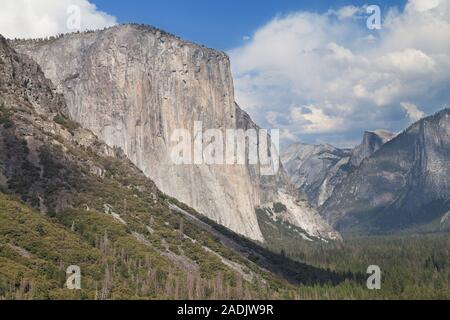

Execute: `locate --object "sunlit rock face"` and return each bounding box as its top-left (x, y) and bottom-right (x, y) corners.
top-left (12, 24), bottom-right (339, 241)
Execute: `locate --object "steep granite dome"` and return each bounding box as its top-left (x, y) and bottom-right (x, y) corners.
top-left (12, 24), bottom-right (339, 241)
top-left (321, 110), bottom-right (450, 233)
top-left (350, 130), bottom-right (396, 167)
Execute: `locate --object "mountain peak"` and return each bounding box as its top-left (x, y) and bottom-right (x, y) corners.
top-left (350, 129), bottom-right (395, 166)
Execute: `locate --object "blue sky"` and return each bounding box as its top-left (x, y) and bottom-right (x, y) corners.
top-left (90, 0), bottom-right (406, 51)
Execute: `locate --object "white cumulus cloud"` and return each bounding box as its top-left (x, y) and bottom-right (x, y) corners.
top-left (230, 0), bottom-right (450, 147)
top-left (0, 0), bottom-right (117, 39)
top-left (408, 0), bottom-right (442, 12)
top-left (401, 102), bottom-right (425, 122)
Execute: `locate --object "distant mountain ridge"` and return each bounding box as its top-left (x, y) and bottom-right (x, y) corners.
top-left (322, 109), bottom-right (450, 234)
top-left (282, 143), bottom-right (352, 208)
top-left (281, 130), bottom-right (396, 208)
top-left (283, 110), bottom-right (450, 235)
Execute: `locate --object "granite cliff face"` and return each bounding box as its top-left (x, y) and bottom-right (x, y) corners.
top-left (0, 30), bottom-right (447, 299)
top-left (321, 111), bottom-right (450, 233)
top-left (12, 25), bottom-right (339, 241)
top-left (2, 35), bottom-right (349, 297)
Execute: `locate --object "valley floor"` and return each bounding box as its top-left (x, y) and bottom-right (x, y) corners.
top-left (272, 234), bottom-right (450, 299)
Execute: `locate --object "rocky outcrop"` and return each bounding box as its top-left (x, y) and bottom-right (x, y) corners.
top-left (12, 25), bottom-right (339, 241)
top-left (0, 36), bottom-right (66, 117)
top-left (321, 110), bottom-right (450, 233)
top-left (0, 34), bottom-right (121, 212)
